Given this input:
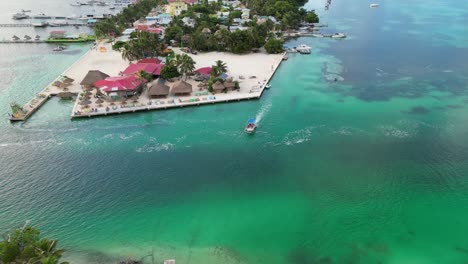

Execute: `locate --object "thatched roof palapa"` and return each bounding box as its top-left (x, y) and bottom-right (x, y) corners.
top-left (57, 92), bottom-right (75, 98)
top-left (224, 80), bottom-right (236, 89)
top-left (149, 80), bottom-right (170, 97)
top-left (62, 76), bottom-right (74, 83)
top-left (80, 70), bottom-right (110, 86)
top-left (212, 80), bottom-right (225, 91)
top-left (171, 80), bottom-right (192, 94)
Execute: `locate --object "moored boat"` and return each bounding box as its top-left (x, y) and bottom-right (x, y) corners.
top-left (370, 3), bottom-right (379, 8)
top-left (296, 44), bottom-right (311, 54)
top-left (331, 33), bottom-right (346, 38)
top-left (265, 83), bottom-right (271, 89)
top-left (12, 13), bottom-right (29, 20)
top-left (244, 118), bottom-right (257, 133)
top-left (282, 54), bottom-right (288, 60)
top-left (32, 21), bottom-right (48, 27)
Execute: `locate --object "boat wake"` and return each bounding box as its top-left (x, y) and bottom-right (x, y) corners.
top-left (255, 101), bottom-right (272, 125)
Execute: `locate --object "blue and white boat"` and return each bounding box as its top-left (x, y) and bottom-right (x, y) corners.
top-left (244, 118), bottom-right (257, 133)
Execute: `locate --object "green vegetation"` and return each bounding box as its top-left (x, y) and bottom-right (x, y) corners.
top-left (160, 60), bottom-right (180, 80)
top-left (94, 0), bottom-right (160, 37)
top-left (113, 31), bottom-right (164, 61)
top-left (264, 37), bottom-right (284, 54)
top-left (136, 70), bottom-right (154, 82)
top-left (175, 54), bottom-right (196, 80)
top-left (211, 60), bottom-right (228, 77)
top-left (0, 225), bottom-right (67, 264)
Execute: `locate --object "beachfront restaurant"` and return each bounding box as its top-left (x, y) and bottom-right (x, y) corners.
top-left (95, 75), bottom-right (146, 99)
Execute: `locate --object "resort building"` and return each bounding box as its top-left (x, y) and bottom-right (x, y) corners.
top-left (166, 0), bottom-right (188, 16)
top-left (146, 13), bottom-right (173, 25)
top-left (241, 8), bottom-right (250, 20)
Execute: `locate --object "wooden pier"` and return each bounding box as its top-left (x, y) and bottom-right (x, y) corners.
top-left (0, 24), bottom-right (32, 27)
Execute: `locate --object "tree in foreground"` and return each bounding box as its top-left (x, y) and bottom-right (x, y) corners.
top-left (175, 54), bottom-right (196, 80)
top-left (0, 225), bottom-right (68, 264)
top-left (160, 59), bottom-right (181, 80)
top-left (264, 38), bottom-right (284, 54)
top-left (211, 60), bottom-right (227, 78)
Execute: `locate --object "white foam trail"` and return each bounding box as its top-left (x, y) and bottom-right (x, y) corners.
top-left (255, 101), bottom-right (272, 125)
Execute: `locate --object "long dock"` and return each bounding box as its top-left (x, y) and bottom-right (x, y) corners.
top-left (70, 53), bottom-right (286, 119)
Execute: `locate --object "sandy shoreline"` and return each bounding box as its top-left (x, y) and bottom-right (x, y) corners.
top-left (15, 40), bottom-right (284, 120)
top-left (69, 43), bottom-right (284, 118)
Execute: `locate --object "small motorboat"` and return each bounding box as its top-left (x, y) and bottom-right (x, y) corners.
top-left (331, 33), bottom-right (346, 38)
top-left (265, 83), bottom-right (271, 89)
top-left (282, 54), bottom-right (289, 60)
top-left (53, 46), bottom-right (66, 52)
top-left (12, 12), bottom-right (29, 20)
top-left (244, 118), bottom-right (257, 133)
top-left (370, 3), bottom-right (379, 8)
top-left (296, 44), bottom-right (311, 54)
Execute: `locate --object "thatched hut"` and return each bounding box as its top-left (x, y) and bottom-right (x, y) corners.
top-left (148, 79), bottom-right (170, 98)
top-left (57, 92), bottom-right (75, 99)
top-left (212, 80), bottom-right (225, 93)
top-left (80, 70), bottom-right (110, 89)
top-left (171, 80), bottom-right (192, 95)
top-left (224, 79), bottom-right (236, 91)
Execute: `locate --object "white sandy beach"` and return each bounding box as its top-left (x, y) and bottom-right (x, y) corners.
top-left (42, 42), bottom-right (285, 118)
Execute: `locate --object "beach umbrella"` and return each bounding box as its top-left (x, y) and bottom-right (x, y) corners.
top-left (85, 91), bottom-right (92, 96)
top-left (62, 76), bottom-right (74, 83)
top-left (24, 35), bottom-right (31, 40)
top-left (82, 95), bottom-right (91, 100)
top-left (80, 100), bottom-right (91, 106)
top-left (12, 35), bottom-right (20, 41)
top-left (59, 82), bottom-right (72, 89)
top-left (57, 92), bottom-right (75, 99)
top-left (53, 81), bottom-right (62, 87)
top-left (96, 98), bottom-right (104, 104)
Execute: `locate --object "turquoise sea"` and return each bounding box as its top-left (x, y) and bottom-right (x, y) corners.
top-left (1, 0), bottom-right (468, 263)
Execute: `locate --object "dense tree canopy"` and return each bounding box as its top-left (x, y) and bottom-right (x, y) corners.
top-left (264, 37), bottom-right (284, 53)
top-left (0, 225), bottom-right (67, 264)
top-left (114, 31), bottom-right (164, 61)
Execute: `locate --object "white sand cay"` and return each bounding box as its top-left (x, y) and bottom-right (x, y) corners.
top-left (65, 45), bottom-right (284, 118)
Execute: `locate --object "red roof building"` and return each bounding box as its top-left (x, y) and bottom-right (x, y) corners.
top-left (95, 75), bottom-right (146, 92)
top-left (122, 63), bottom-right (160, 75)
top-left (195, 67), bottom-right (212, 76)
top-left (138, 58), bottom-right (162, 64)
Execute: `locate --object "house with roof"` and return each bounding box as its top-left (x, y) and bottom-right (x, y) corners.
top-left (241, 8), bottom-right (250, 20)
top-left (255, 15), bottom-right (279, 24)
top-left (182, 17), bottom-right (196, 27)
top-left (146, 13), bottom-right (173, 25)
top-left (166, 0), bottom-right (188, 16)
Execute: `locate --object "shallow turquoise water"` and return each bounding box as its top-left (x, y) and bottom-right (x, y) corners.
top-left (1, 0), bottom-right (468, 263)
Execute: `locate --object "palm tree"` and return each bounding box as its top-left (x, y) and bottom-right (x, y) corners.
top-left (211, 60), bottom-right (227, 77)
top-left (178, 54), bottom-right (196, 80)
top-left (29, 238), bottom-right (68, 264)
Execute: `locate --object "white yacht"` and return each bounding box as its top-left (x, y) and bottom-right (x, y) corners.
top-left (331, 33), bottom-right (346, 38)
top-left (370, 3), bottom-right (379, 8)
top-left (12, 13), bottom-right (29, 20)
top-left (296, 44), bottom-right (311, 54)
